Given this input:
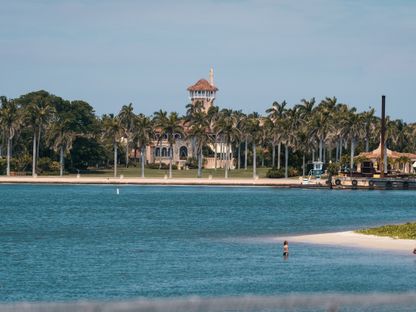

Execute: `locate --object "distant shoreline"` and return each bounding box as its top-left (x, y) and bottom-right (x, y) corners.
top-left (0, 176), bottom-right (308, 187)
top-left (280, 231), bottom-right (416, 252)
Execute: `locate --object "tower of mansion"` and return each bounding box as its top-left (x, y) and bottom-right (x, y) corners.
top-left (187, 68), bottom-right (218, 112)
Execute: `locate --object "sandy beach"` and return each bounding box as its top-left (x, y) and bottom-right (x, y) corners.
top-left (281, 231), bottom-right (416, 252)
top-left (0, 176), bottom-right (306, 186)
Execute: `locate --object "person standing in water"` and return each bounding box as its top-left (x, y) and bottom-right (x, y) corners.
top-left (283, 240), bottom-right (289, 257)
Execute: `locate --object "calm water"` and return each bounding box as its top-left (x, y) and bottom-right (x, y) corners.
top-left (1, 185), bottom-right (416, 308)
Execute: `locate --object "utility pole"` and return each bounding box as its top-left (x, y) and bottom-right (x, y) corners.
top-left (380, 95), bottom-right (386, 178)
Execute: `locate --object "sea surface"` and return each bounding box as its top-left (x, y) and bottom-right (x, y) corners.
top-left (1, 185), bottom-right (416, 311)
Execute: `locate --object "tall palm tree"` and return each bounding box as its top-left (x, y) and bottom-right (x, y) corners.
top-left (206, 105), bottom-right (220, 170)
top-left (245, 112), bottom-right (261, 179)
top-left (118, 103), bottom-right (136, 168)
top-left (134, 114), bottom-right (154, 178)
top-left (46, 114), bottom-right (77, 176)
top-left (159, 112), bottom-right (184, 178)
top-left (102, 114), bottom-right (124, 177)
top-left (309, 97), bottom-right (336, 163)
top-left (361, 108), bottom-right (376, 152)
top-left (187, 111), bottom-right (211, 178)
top-left (153, 109), bottom-right (168, 169)
top-left (215, 110), bottom-right (240, 178)
top-left (333, 103), bottom-right (350, 161)
top-left (185, 101), bottom-right (205, 158)
top-left (344, 108), bottom-right (363, 172)
top-left (266, 100), bottom-right (287, 168)
top-left (295, 98), bottom-right (315, 176)
top-left (281, 107), bottom-right (303, 178)
top-left (232, 110), bottom-right (246, 170)
top-left (25, 99), bottom-right (56, 176)
top-left (0, 97), bottom-right (22, 176)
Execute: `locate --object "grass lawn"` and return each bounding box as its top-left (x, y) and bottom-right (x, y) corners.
top-left (356, 222), bottom-right (416, 240)
top-left (61, 166), bottom-right (279, 179)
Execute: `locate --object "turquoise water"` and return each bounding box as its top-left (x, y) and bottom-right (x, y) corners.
top-left (1, 185), bottom-right (416, 308)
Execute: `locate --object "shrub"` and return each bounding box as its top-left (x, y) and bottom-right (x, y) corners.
top-left (267, 167), bottom-right (299, 178)
top-left (266, 168), bottom-right (285, 178)
top-left (37, 157), bottom-right (53, 172)
top-left (50, 161), bottom-right (61, 172)
top-left (185, 157), bottom-right (198, 169)
top-left (0, 156), bottom-right (31, 174)
top-left (146, 162), bottom-right (177, 170)
top-left (0, 158), bottom-right (6, 175)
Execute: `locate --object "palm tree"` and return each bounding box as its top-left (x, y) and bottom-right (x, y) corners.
top-left (0, 97), bottom-right (22, 176)
top-left (153, 110), bottom-right (168, 169)
top-left (344, 108), bottom-right (363, 173)
top-left (215, 110), bottom-right (240, 178)
top-left (231, 110), bottom-right (246, 170)
top-left (263, 117), bottom-right (276, 168)
top-left (185, 101), bottom-right (205, 159)
top-left (118, 103), bottom-right (136, 168)
top-left (266, 100), bottom-right (287, 168)
top-left (158, 112), bottom-right (184, 178)
top-left (361, 108), bottom-right (376, 152)
top-left (281, 107), bottom-right (303, 178)
top-left (245, 113), bottom-right (261, 179)
top-left (187, 111), bottom-right (211, 178)
top-left (134, 114), bottom-right (154, 178)
top-left (309, 97), bottom-right (337, 163)
top-left (25, 99), bottom-right (56, 176)
top-left (102, 114), bottom-right (124, 177)
top-left (206, 106), bottom-right (220, 170)
top-left (186, 101), bottom-right (204, 118)
top-left (46, 114), bottom-right (77, 176)
top-left (295, 98), bottom-right (315, 176)
top-left (333, 103), bottom-right (350, 161)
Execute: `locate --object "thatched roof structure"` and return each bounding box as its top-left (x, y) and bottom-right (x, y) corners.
top-left (357, 144), bottom-right (416, 161)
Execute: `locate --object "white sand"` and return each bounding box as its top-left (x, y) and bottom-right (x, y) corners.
top-left (281, 231), bottom-right (416, 252)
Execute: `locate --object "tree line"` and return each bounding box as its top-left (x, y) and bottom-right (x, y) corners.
top-left (1, 90), bottom-right (415, 178)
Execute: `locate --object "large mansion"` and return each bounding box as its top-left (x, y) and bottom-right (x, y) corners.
top-left (135, 69), bottom-right (234, 170)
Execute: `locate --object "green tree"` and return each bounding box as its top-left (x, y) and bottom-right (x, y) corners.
top-left (22, 92), bottom-right (56, 176)
top-left (266, 100), bottom-right (287, 168)
top-left (46, 111), bottom-right (77, 176)
top-left (102, 114), bottom-right (124, 177)
top-left (0, 97), bottom-right (22, 176)
top-left (245, 113), bottom-right (261, 179)
top-left (153, 109), bottom-right (168, 169)
top-left (187, 111), bottom-right (211, 178)
top-left (118, 103), bottom-right (136, 168)
top-left (158, 112), bottom-right (184, 178)
top-left (134, 114), bottom-right (154, 178)
top-left (281, 107), bottom-right (303, 178)
top-left (215, 110), bottom-right (240, 178)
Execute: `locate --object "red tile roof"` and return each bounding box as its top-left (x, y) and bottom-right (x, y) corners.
top-left (187, 79), bottom-right (218, 92)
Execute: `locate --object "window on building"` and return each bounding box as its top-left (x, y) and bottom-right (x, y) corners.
top-left (179, 146), bottom-right (188, 160)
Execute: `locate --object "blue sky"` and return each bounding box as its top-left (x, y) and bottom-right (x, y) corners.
top-left (1, 0), bottom-right (415, 120)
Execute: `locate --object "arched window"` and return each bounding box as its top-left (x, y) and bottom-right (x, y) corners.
top-left (155, 147), bottom-right (160, 157)
top-left (179, 146), bottom-right (188, 160)
top-left (175, 133), bottom-right (182, 140)
top-left (162, 148), bottom-right (167, 157)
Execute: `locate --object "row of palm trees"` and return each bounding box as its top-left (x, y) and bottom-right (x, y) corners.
top-left (1, 90), bottom-right (415, 178)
